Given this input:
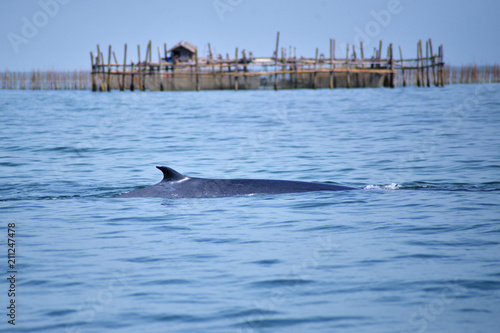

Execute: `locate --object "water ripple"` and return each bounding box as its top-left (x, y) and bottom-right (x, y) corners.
top-left (2, 87), bottom-right (500, 333)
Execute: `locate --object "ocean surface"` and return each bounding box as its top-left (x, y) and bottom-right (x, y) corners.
top-left (1, 85), bottom-right (500, 333)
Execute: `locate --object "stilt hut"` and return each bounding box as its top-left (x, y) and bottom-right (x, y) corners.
top-left (168, 41), bottom-right (197, 63)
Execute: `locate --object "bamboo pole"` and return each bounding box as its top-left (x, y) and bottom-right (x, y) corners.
top-left (360, 41), bottom-right (364, 68)
top-left (171, 51), bottom-right (175, 90)
top-left (96, 44), bottom-right (104, 91)
top-left (234, 47), bottom-right (239, 91)
top-left (90, 51), bottom-right (97, 91)
top-left (137, 45), bottom-right (142, 90)
top-left (439, 45), bottom-right (444, 86)
top-left (96, 45), bottom-right (100, 83)
top-left (158, 46), bottom-right (164, 91)
top-left (103, 45), bottom-right (111, 92)
top-left (429, 39), bottom-right (437, 86)
top-left (421, 40), bottom-right (426, 87)
top-left (419, 40), bottom-right (425, 87)
top-left (294, 47), bottom-right (299, 89)
top-left (148, 40), bottom-right (152, 63)
top-left (332, 40), bottom-right (335, 65)
top-left (389, 43), bottom-right (395, 88)
top-left (416, 41), bottom-right (421, 87)
top-left (208, 43), bottom-right (213, 68)
top-left (282, 47), bottom-right (286, 85)
top-left (313, 47), bottom-right (319, 89)
top-left (399, 45), bottom-right (406, 87)
top-left (130, 61), bottom-right (134, 91)
top-left (219, 50), bottom-right (223, 89)
top-left (346, 43), bottom-right (350, 88)
top-left (144, 42), bottom-right (150, 90)
top-left (378, 40), bottom-right (383, 68)
top-left (195, 49), bottom-right (200, 91)
top-left (425, 40), bottom-right (430, 87)
top-left (242, 49), bottom-right (248, 88)
top-left (274, 31), bottom-right (280, 90)
top-left (122, 43), bottom-right (127, 91)
top-left (144, 41), bottom-right (151, 91)
top-left (436, 45), bottom-right (441, 86)
top-left (329, 38), bottom-right (333, 89)
top-left (100, 52), bottom-right (105, 89)
top-left (98, 54), bottom-right (105, 91)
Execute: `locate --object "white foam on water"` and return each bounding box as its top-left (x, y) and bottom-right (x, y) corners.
top-left (363, 185), bottom-right (380, 190)
top-left (363, 183), bottom-right (401, 190)
top-left (384, 183), bottom-right (401, 190)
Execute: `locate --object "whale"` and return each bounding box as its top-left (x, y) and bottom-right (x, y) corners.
top-left (114, 166), bottom-right (355, 198)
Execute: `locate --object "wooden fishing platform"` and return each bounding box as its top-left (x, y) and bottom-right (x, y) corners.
top-left (89, 32), bottom-right (445, 92)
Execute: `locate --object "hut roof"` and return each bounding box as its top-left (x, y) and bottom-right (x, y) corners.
top-left (168, 41), bottom-right (197, 53)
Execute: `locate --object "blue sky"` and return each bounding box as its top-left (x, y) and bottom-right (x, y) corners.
top-left (1, 0), bottom-right (499, 71)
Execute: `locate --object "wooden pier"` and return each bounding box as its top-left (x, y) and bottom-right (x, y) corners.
top-left (4, 64), bottom-right (499, 91)
top-left (89, 33), bottom-right (445, 92)
top-left (5, 34), bottom-right (499, 91)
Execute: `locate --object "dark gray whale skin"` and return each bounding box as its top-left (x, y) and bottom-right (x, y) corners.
top-left (114, 166), bottom-right (355, 198)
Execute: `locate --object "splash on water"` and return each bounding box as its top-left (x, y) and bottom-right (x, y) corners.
top-left (363, 183), bottom-right (401, 190)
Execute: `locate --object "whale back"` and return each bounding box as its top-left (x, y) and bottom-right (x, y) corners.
top-left (115, 166), bottom-right (355, 198)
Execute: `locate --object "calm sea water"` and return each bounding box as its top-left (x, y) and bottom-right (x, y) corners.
top-left (1, 85), bottom-right (500, 333)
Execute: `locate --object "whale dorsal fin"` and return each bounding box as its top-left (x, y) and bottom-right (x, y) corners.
top-left (156, 166), bottom-right (186, 182)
